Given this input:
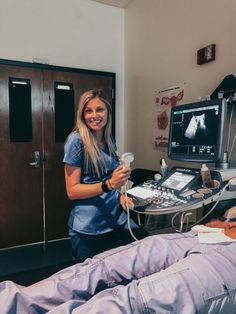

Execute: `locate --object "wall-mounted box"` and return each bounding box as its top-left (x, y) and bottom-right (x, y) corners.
top-left (197, 44), bottom-right (216, 65)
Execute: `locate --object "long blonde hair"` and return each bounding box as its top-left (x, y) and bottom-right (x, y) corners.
top-left (74, 89), bottom-right (116, 177)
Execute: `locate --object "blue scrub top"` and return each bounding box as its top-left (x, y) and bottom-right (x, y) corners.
top-left (63, 132), bottom-right (127, 235)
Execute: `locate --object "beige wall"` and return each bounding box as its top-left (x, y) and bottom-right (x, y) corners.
top-left (0, 0), bottom-right (125, 152)
top-left (125, 0), bottom-right (236, 171)
top-left (1, 0), bottom-right (236, 168)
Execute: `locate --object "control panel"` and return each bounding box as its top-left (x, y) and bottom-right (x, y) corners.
top-left (127, 167), bottom-right (223, 214)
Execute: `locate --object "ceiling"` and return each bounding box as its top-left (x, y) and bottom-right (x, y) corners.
top-left (91, 0), bottom-right (134, 8)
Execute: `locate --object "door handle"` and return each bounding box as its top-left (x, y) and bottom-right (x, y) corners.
top-left (29, 151), bottom-right (40, 168)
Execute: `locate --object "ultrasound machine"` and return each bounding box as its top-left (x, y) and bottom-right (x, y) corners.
top-left (127, 98), bottom-right (236, 228)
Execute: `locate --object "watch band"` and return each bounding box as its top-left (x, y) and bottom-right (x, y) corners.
top-left (101, 180), bottom-right (110, 193)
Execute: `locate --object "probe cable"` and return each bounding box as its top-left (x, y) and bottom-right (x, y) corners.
top-left (124, 182), bottom-right (139, 241)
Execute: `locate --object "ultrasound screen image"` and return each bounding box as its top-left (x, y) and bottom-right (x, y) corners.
top-left (184, 113), bottom-right (206, 140)
top-left (182, 108), bottom-right (218, 146)
top-left (170, 105), bottom-right (219, 156)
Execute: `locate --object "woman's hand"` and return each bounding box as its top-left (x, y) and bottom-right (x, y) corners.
top-left (120, 194), bottom-right (134, 211)
top-left (110, 165), bottom-right (131, 190)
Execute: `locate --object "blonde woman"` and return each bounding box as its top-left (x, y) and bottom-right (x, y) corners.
top-left (63, 89), bottom-right (149, 261)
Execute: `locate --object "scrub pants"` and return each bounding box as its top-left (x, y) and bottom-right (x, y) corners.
top-left (70, 218), bottom-right (150, 262)
top-left (0, 232), bottom-right (236, 314)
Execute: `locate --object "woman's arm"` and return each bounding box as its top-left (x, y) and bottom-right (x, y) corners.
top-left (64, 164), bottom-right (103, 200)
top-left (64, 164), bottom-right (131, 200)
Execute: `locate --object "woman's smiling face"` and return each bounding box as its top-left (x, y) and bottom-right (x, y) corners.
top-left (83, 97), bottom-right (108, 133)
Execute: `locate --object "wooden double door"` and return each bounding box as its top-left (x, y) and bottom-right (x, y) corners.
top-left (0, 60), bottom-right (115, 249)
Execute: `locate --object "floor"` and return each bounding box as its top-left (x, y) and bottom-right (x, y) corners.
top-left (0, 239), bottom-right (76, 286)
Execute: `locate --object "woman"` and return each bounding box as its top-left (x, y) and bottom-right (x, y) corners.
top-left (63, 89), bottom-right (149, 261)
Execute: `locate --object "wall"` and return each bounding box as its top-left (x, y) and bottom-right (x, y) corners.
top-left (0, 0), bottom-right (125, 152)
top-left (125, 0), bottom-right (236, 171)
top-left (2, 0), bottom-right (236, 168)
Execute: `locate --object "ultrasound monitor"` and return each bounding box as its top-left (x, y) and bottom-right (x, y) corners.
top-left (168, 98), bottom-right (227, 163)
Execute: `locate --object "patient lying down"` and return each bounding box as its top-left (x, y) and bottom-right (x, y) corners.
top-left (206, 219), bottom-right (236, 239)
top-left (0, 219), bottom-right (236, 314)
